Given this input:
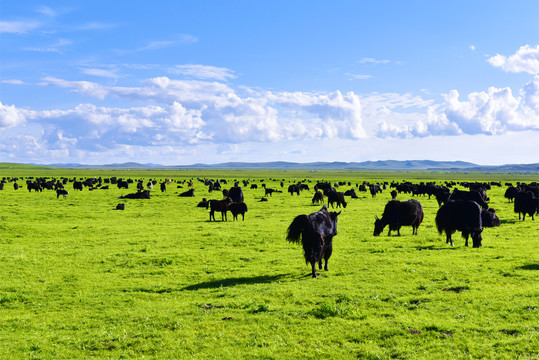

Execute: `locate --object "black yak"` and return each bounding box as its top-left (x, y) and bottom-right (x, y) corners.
top-left (369, 184), bottom-right (382, 197)
top-left (286, 205), bottom-right (341, 277)
top-left (209, 198), bottom-right (232, 221)
top-left (288, 184), bottom-right (301, 196)
top-left (229, 202), bottom-right (248, 221)
top-left (327, 190), bottom-right (347, 209)
top-left (179, 188), bottom-right (195, 197)
top-left (56, 189), bottom-right (69, 199)
top-left (197, 198), bottom-right (209, 208)
top-left (228, 187), bottom-right (244, 203)
top-left (121, 190), bottom-right (151, 199)
top-left (449, 189), bottom-right (488, 209)
top-left (312, 191), bottom-right (324, 204)
top-left (514, 191), bottom-right (538, 220)
top-left (436, 200), bottom-right (483, 247)
top-left (373, 199), bottom-right (424, 236)
top-left (504, 186), bottom-right (519, 202)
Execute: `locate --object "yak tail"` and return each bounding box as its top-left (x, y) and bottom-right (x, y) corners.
top-left (286, 215), bottom-right (310, 245)
top-left (435, 211), bottom-right (444, 235)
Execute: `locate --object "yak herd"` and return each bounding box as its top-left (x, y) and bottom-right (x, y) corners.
top-left (1, 175), bottom-right (537, 277)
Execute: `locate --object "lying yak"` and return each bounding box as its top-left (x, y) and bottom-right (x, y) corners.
top-left (120, 190), bottom-right (150, 199)
top-left (482, 208), bottom-right (501, 227)
top-left (436, 200), bottom-right (482, 247)
top-left (373, 199), bottom-right (424, 236)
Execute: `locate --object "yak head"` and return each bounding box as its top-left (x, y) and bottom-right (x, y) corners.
top-left (471, 228), bottom-right (483, 248)
top-left (329, 210), bottom-right (342, 236)
top-left (373, 215), bottom-right (384, 236)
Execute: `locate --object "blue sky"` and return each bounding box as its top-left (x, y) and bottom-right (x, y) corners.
top-left (1, 1), bottom-right (538, 165)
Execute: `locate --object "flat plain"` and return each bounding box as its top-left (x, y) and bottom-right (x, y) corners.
top-left (0, 167), bottom-right (537, 359)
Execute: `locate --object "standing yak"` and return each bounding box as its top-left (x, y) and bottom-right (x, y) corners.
top-left (286, 205), bottom-right (341, 278)
top-left (436, 200), bottom-right (483, 247)
top-left (373, 199), bottom-right (424, 236)
top-left (514, 191), bottom-right (538, 220)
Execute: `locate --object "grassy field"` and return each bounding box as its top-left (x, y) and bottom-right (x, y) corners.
top-left (0, 168), bottom-right (537, 359)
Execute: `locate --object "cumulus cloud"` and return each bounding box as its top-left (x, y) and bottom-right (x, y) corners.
top-left (376, 76), bottom-right (539, 138)
top-left (0, 102), bottom-right (27, 127)
top-left (5, 74), bottom-right (369, 156)
top-left (487, 44), bottom-right (539, 74)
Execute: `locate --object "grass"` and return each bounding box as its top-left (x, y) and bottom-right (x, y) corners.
top-left (0, 169), bottom-right (537, 359)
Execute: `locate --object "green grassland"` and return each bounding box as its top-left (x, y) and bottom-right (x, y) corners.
top-left (0, 169), bottom-right (537, 359)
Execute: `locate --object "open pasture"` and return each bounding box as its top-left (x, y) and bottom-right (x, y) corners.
top-left (0, 168), bottom-right (537, 359)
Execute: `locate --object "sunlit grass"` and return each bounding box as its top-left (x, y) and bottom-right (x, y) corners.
top-left (0, 169), bottom-right (537, 359)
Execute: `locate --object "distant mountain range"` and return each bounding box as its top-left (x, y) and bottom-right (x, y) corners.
top-left (5, 160), bottom-right (536, 172)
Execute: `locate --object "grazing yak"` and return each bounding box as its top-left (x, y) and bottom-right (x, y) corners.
top-left (373, 199), bottom-right (424, 236)
top-left (265, 188), bottom-right (282, 197)
top-left (369, 184), bottom-right (382, 197)
top-left (436, 200), bottom-right (483, 248)
top-left (312, 191), bottom-right (324, 204)
top-left (56, 189), bottom-right (69, 199)
top-left (229, 202), bottom-right (248, 221)
top-left (209, 198), bottom-right (232, 221)
top-left (449, 189), bottom-right (488, 209)
top-left (514, 191), bottom-right (538, 220)
top-left (288, 184), bottom-right (301, 196)
top-left (286, 205), bottom-right (341, 277)
top-left (327, 190), bottom-right (347, 209)
top-left (115, 203), bottom-right (125, 210)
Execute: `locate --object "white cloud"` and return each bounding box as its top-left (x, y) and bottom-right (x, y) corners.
top-left (347, 73), bottom-right (373, 80)
top-left (0, 20), bottom-right (41, 34)
top-left (359, 57), bottom-right (391, 64)
top-left (0, 102), bottom-right (27, 128)
top-left (1, 79), bottom-right (25, 85)
top-left (80, 68), bottom-right (121, 79)
top-left (487, 44), bottom-right (539, 74)
top-left (171, 65), bottom-right (236, 81)
top-left (375, 77), bottom-right (539, 138)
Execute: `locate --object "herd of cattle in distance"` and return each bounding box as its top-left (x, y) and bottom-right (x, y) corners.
top-left (1, 175), bottom-right (538, 277)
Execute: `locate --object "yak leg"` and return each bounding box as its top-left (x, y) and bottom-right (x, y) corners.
top-left (311, 261), bottom-right (318, 278)
top-left (323, 239), bottom-right (333, 271)
top-left (397, 227), bottom-right (401, 236)
top-left (463, 232), bottom-right (470, 247)
top-left (209, 210), bottom-right (214, 222)
top-left (446, 234), bottom-right (454, 246)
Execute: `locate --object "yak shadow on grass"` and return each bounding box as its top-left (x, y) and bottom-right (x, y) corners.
top-left (517, 263), bottom-right (539, 271)
top-left (414, 245), bottom-right (458, 251)
top-left (182, 274), bottom-right (288, 291)
top-left (500, 219), bottom-right (519, 225)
